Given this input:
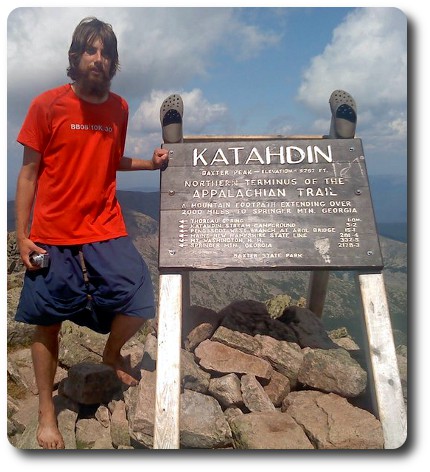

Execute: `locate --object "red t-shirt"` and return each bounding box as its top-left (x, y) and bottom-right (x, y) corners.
top-left (17, 84), bottom-right (129, 245)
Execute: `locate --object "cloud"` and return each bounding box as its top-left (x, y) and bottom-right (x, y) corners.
top-left (114, 8), bottom-right (282, 99)
top-left (130, 88), bottom-right (228, 134)
top-left (127, 88), bottom-right (229, 155)
top-left (389, 116), bottom-right (407, 138)
top-left (297, 8), bottom-right (407, 110)
top-left (7, 7), bottom-right (281, 196)
top-left (227, 22), bottom-right (281, 60)
top-left (6, 7), bottom-right (407, 196)
top-left (7, 7), bottom-right (279, 125)
top-left (297, 7), bottom-right (407, 162)
top-left (8, 8), bottom-right (101, 112)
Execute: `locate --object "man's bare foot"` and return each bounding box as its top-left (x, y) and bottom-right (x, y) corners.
top-left (103, 352), bottom-right (139, 386)
top-left (37, 409), bottom-right (65, 449)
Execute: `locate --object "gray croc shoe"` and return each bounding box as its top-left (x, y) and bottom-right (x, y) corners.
top-left (329, 90), bottom-right (357, 139)
top-left (160, 94), bottom-right (184, 144)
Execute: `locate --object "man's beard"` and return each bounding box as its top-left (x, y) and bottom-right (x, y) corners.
top-left (76, 67), bottom-right (111, 98)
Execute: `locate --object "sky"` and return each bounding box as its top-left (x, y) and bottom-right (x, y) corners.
top-left (5, 5), bottom-right (408, 199)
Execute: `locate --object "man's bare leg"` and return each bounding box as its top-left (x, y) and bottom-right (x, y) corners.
top-left (31, 323), bottom-right (65, 449)
top-left (103, 314), bottom-right (146, 386)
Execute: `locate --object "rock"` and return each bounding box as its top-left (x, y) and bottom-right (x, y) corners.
top-left (7, 418), bottom-right (21, 442)
top-left (298, 348), bottom-right (367, 397)
top-left (110, 400), bottom-right (130, 448)
top-left (140, 332), bottom-right (157, 371)
top-left (7, 287), bottom-right (35, 347)
top-left (16, 394), bottom-right (79, 450)
top-left (211, 325), bottom-right (260, 355)
top-left (58, 331), bottom-right (103, 368)
top-left (180, 389), bottom-right (232, 449)
top-left (8, 348), bottom-right (67, 395)
top-left (255, 335), bottom-right (303, 387)
top-left (328, 327), bottom-right (360, 350)
top-left (55, 395), bottom-right (80, 449)
top-left (7, 354), bottom-right (37, 395)
top-left (181, 349), bottom-right (211, 393)
top-left (183, 305), bottom-right (223, 351)
top-left (219, 300), bottom-right (298, 342)
top-left (120, 340), bottom-right (145, 381)
top-left (76, 417), bottom-right (111, 449)
top-left (263, 370), bottom-right (291, 407)
top-left (208, 373), bottom-right (243, 409)
top-left (194, 339), bottom-right (273, 381)
top-left (224, 407), bottom-right (243, 422)
top-left (128, 370), bottom-right (155, 448)
top-left (7, 396), bottom-right (28, 439)
top-left (283, 391), bottom-right (384, 449)
top-left (265, 294), bottom-right (293, 318)
top-left (60, 363), bottom-right (122, 405)
top-left (95, 405), bottom-right (110, 427)
top-left (278, 306), bottom-right (339, 349)
top-left (331, 336), bottom-right (360, 350)
top-left (15, 411), bottom-right (44, 449)
top-left (7, 290), bottom-right (395, 451)
top-left (229, 411), bottom-right (314, 449)
top-left (240, 374), bottom-right (276, 412)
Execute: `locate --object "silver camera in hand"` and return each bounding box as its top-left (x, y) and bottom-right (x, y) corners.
top-left (30, 252), bottom-right (50, 268)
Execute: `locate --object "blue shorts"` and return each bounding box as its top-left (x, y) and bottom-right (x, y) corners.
top-left (15, 236), bottom-right (155, 334)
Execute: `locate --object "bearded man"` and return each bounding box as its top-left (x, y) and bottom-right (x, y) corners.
top-left (14, 17), bottom-right (169, 449)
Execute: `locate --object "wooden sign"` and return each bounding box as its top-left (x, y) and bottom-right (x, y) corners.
top-left (159, 138), bottom-right (383, 271)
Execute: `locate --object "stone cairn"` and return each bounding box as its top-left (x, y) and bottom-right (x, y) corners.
top-left (8, 296), bottom-right (404, 450)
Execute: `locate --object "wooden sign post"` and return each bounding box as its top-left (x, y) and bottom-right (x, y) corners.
top-left (154, 136), bottom-right (406, 449)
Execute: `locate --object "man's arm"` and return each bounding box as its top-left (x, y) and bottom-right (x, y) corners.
top-left (118, 147), bottom-right (169, 171)
top-left (15, 146), bottom-right (46, 268)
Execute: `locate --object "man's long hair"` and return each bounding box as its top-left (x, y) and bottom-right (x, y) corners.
top-left (67, 17), bottom-right (119, 81)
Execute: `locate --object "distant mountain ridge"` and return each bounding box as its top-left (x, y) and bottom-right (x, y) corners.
top-left (6, 187), bottom-right (407, 349)
top-left (117, 190), bottom-right (160, 222)
top-left (117, 174), bottom-right (408, 223)
top-left (119, 187), bottom-right (407, 348)
top-left (118, 184), bottom-right (408, 242)
top-left (120, 205), bottom-right (407, 349)
top-left (6, 190), bottom-right (161, 233)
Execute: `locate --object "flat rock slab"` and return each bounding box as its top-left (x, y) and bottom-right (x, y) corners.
top-left (229, 411), bottom-right (314, 449)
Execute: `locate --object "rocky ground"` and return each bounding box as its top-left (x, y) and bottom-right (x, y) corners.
top-left (6, 232), bottom-right (407, 450)
top-left (7, 298), bottom-right (408, 450)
